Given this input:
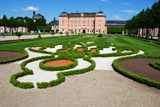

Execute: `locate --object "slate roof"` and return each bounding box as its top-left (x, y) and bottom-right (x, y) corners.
top-left (32, 13), bottom-right (45, 20)
top-left (59, 9), bottom-right (105, 17)
top-left (106, 20), bottom-right (127, 26)
top-left (48, 18), bottom-right (59, 26)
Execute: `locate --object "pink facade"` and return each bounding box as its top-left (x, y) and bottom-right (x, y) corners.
top-left (59, 9), bottom-right (107, 34)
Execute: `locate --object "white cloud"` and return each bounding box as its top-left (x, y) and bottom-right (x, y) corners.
top-left (22, 6), bottom-right (39, 11)
top-left (112, 15), bottom-right (122, 20)
top-left (100, 0), bottom-right (111, 2)
top-left (121, 10), bottom-right (138, 14)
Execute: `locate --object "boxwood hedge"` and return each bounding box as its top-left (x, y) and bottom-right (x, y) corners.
top-left (112, 56), bottom-right (160, 89)
top-left (149, 62), bottom-right (160, 70)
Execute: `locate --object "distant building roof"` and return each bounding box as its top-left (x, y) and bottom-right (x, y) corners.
top-left (48, 17), bottom-right (59, 26)
top-left (59, 9), bottom-right (69, 17)
top-left (32, 11), bottom-right (45, 20)
top-left (59, 9), bottom-right (105, 17)
top-left (106, 20), bottom-right (127, 26)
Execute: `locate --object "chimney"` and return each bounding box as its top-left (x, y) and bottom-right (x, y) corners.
top-left (33, 11), bottom-right (36, 16)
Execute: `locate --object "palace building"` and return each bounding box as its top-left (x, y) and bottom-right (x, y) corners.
top-left (59, 9), bottom-right (107, 34)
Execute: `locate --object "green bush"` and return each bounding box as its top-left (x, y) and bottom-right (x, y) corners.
top-left (58, 51), bottom-right (85, 58)
top-left (49, 73), bottom-right (65, 86)
top-left (36, 26), bottom-right (51, 32)
top-left (29, 46), bottom-right (52, 55)
top-left (97, 33), bottom-right (103, 37)
top-left (37, 82), bottom-right (49, 89)
top-left (10, 70), bottom-right (34, 89)
top-left (60, 32), bottom-right (62, 35)
top-left (51, 31), bottom-right (55, 37)
top-left (149, 62), bottom-right (160, 70)
top-left (15, 32), bottom-right (23, 39)
top-left (108, 26), bottom-right (126, 34)
top-left (38, 33), bottom-right (41, 39)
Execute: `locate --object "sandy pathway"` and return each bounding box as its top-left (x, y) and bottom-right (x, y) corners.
top-left (0, 63), bottom-right (160, 107)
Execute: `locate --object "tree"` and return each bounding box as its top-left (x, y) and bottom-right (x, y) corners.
top-left (137, 9), bottom-right (146, 37)
top-left (24, 16), bottom-right (35, 32)
top-left (152, 1), bottom-right (160, 39)
top-left (35, 18), bottom-right (46, 26)
top-left (144, 8), bottom-right (155, 38)
top-left (15, 32), bottom-right (22, 40)
top-left (1, 15), bottom-right (9, 32)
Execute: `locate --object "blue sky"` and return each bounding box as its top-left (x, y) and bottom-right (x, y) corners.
top-left (0, 0), bottom-right (158, 23)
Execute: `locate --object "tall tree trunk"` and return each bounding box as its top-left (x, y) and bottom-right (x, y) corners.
top-left (158, 27), bottom-right (160, 41)
top-left (142, 28), bottom-right (144, 38)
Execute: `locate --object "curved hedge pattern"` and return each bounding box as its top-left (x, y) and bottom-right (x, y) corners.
top-left (10, 41), bottom-right (147, 89)
top-left (149, 62), bottom-right (160, 70)
top-left (112, 57), bottom-right (160, 89)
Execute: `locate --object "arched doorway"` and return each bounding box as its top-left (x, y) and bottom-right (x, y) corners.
top-left (83, 29), bottom-right (86, 34)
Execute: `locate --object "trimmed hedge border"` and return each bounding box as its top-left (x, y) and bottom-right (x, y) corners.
top-left (10, 54), bottom-right (95, 89)
top-left (10, 70), bottom-right (34, 89)
top-left (37, 57), bottom-right (95, 89)
top-left (0, 50), bottom-right (28, 64)
top-left (29, 46), bottom-right (53, 55)
top-left (10, 56), bottom-right (52, 89)
top-left (112, 56), bottom-right (160, 89)
top-left (9, 41), bottom-right (146, 89)
top-left (39, 57), bottom-right (78, 71)
top-left (149, 62), bottom-right (160, 70)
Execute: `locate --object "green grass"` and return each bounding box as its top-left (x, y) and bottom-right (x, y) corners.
top-left (0, 34), bottom-right (160, 57)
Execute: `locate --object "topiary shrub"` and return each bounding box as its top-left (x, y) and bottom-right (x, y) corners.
top-left (15, 32), bottom-right (22, 40)
top-left (38, 33), bottom-right (41, 39)
top-left (51, 31), bottom-right (55, 37)
top-left (97, 33), bottom-right (103, 37)
top-left (60, 32), bottom-right (62, 35)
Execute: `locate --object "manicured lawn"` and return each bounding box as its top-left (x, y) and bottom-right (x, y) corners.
top-left (0, 34), bottom-right (160, 57)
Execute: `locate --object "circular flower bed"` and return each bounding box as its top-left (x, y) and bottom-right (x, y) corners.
top-left (77, 48), bottom-right (84, 52)
top-left (39, 57), bottom-right (78, 71)
top-left (44, 59), bottom-right (74, 67)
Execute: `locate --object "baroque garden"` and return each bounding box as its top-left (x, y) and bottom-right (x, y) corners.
top-left (0, 1), bottom-right (160, 107)
top-left (0, 34), bottom-right (160, 89)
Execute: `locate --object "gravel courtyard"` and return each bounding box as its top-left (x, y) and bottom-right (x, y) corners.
top-left (0, 62), bottom-right (160, 107)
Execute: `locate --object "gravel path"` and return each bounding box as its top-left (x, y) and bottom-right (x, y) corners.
top-left (0, 34), bottom-right (66, 41)
top-left (0, 63), bottom-right (160, 107)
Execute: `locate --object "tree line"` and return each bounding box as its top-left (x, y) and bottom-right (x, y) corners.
top-left (125, 0), bottom-right (160, 39)
top-left (0, 15), bottom-right (46, 32)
